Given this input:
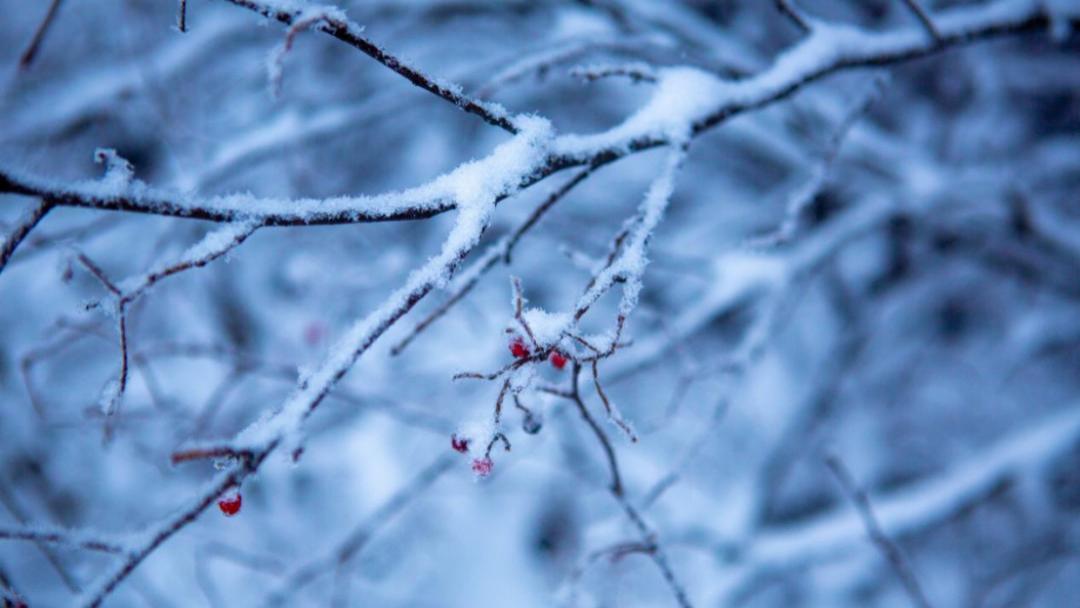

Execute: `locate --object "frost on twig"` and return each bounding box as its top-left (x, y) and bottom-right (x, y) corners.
top-left (266, 6), bottom-right (347, 98)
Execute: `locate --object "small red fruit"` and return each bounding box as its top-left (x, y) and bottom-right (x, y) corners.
top-left (471, 456), bottom-right (494, 477)
top-left (549, 351), bottom-right (568, 370)
top-left (218, 491), bottom-right (242, 517)
top-left (509, 337), bottom-right (531, 359)
top-left (451, 434), bottom-right (470, 454)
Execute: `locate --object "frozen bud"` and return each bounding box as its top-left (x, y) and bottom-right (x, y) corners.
top-left (522, 412), bottom-right (542, 435)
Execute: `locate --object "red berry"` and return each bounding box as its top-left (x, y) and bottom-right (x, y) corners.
top-left (509, 337), bottom-right (530, 359)
top-left (451, 434), bottom-right (470, 454)
top-left (218, 491), bottom-right (242, 517)
top-left (471, 456), bottom-right (494, 477)
top-left (549, 351), bottom-right (568, 370)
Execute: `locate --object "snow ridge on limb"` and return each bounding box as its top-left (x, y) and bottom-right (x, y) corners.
top-left (79, 115), bottom-right (553, 607)
top-left (4, 1), bottom-right (1075, 232)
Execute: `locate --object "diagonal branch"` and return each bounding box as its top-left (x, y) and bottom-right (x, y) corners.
top-left (220, 0), bottom-right (517, 133)
top-left (18, 0), bottom-right (65, 69)
top-left (899, 0), bottom-right (943, 43)
top-left (824, 454), bottom-right (934, 608)
top-left (0, 200), bottom-right (51, 276)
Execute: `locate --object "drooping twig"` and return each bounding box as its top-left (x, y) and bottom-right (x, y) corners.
top-left (824, 454), bottom-right (934, 608)
top-left (560, 362), bottom-right (693, 607)
top-left (568, 362), bottom-right (623, 497)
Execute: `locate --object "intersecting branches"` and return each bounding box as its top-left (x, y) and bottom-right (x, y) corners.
top-left (392, 166), bottom-right (597, 355)
top-left (76, 118), bottom-right (558, 605)
top-left (4, 1), bottom-right (1077, 605)
top-left (547, 360), bottom-right (693, 607)
top-left (221, 0), bottom-right (517, 133)
top-left (73, 219), bottom-right (259, 431)
top-left (4, 1), bottom-right (1072, 231)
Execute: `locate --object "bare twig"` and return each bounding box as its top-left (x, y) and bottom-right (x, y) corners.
top-left (570, 62), bottom-right (658, 83)
top-left (0, 527), bottom-right (127, 555)
top-left (177, 0), bottom-right (188, 32)
top-left (824, 454), bottom-right (934, 608)
top-left (18, 0), bottom-right (65, 69)
top-left (559, 362), bottom-right (693, 607)
top-left (900, 0), bottom-right (942, 43)
top-left (775, 0), bottom-right (811, 33)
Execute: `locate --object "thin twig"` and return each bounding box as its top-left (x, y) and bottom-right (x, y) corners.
top-left (824, 453), bottom-right (934, 608)
top-left (775, 0), bottom-right (811, 33)
top-left (177, 0), bottom-right (188, 32)
top-left (18, 0), bottom-right (65, 69)
top-left (900, 0), bottom-right (942, 43)
top-left (561, 363), bottom-right (693, 607)
top-left (222, 0), bottom-right (517, 133)
top-left (0, 528), bottom-right (127, 555)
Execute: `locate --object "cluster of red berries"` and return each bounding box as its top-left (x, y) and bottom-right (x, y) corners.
top-left (451, 434), bottom-right (495, 478)
top-left (471, 456), bottom-right (494, 477)
top-left (450, 434), bottom-right (470, 453)
top-left (509, 336), bottom-right (568, 370)
top-left (509, 336), bottom-right (530, 359)
top-left (218, 490), bottom-right (242, 517)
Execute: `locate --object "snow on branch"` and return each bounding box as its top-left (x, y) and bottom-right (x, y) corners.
top-left (221, 0), bottom-right (517, 133)
top-left (0, 200), bottom-right (52, 275)
top-left (3, 1), bottom-right (1072, 235)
